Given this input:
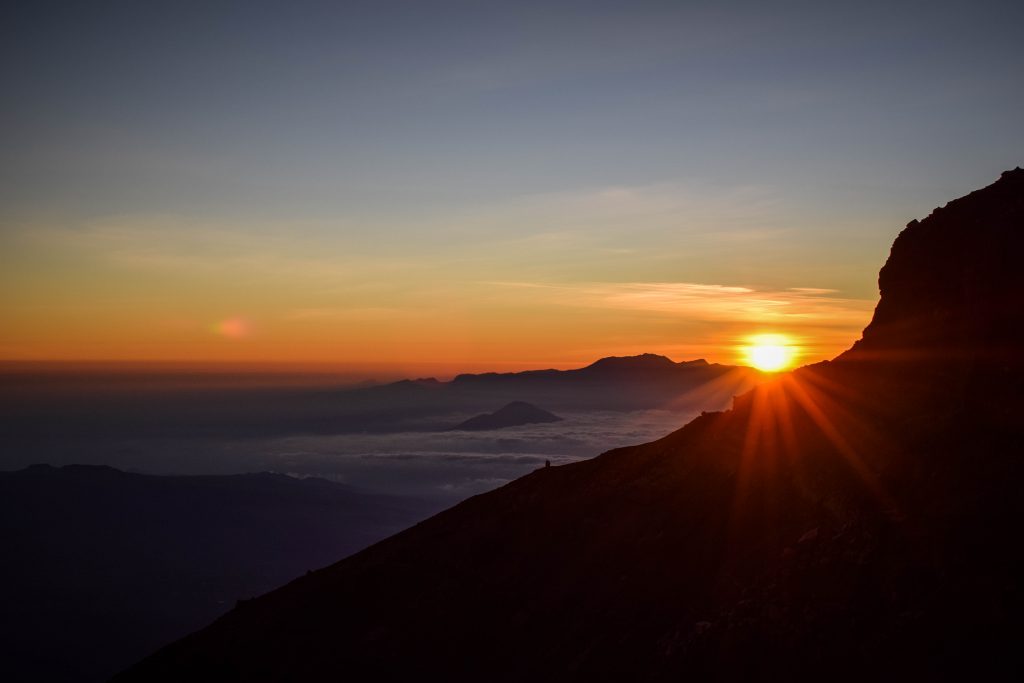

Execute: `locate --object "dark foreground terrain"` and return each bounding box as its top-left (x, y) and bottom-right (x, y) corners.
top-left (119, 170), bottom-right (1024, 681)
top-left (0, 467), bottom-right (441, 682)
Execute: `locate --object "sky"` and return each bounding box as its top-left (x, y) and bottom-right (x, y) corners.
top-left (2, 0), bottom-right (1022, 375)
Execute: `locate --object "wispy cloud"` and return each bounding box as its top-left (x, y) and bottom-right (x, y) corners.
top-left (439, 180), bottom-right (794, 241)
top-left (490, 280), bottom-right (875, 327)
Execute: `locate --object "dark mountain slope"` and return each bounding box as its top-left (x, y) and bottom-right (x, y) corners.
top-left (450, 401), bottom-right (562, 431)
top-left (119, 169), bottom-right (1024, 681)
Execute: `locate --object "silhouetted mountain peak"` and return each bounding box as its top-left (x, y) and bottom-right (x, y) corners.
top-left (582, 353), bottom-right (677, 372)
top-left (451, 401), bottom-right (562, 431)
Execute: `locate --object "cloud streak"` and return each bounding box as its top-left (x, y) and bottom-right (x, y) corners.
top-left (491, 280), bottom-right (875, 327)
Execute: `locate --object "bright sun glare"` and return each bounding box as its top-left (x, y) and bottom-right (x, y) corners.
top-left (743, 334), bottom-right (796, 372)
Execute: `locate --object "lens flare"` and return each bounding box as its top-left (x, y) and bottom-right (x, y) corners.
top-left (214, 317), bottom-right (251, 339)
top-left (742, 333), bottom-right (795, 372)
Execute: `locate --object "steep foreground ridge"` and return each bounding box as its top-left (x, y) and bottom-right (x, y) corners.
top-left (119, 170), bottom-right (1024, 681)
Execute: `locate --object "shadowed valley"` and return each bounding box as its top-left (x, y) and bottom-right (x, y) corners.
top-left (0, 466), bottom-right (443, 683)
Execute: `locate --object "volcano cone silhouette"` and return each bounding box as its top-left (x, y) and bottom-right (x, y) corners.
top-left (118, 170), bottom-right (1024, 682)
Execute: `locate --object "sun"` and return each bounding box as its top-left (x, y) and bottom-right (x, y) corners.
top-left (743, 333), bottom-right (796, 372)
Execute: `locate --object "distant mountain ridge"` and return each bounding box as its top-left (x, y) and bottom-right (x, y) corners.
top-left (353, 353), bottom-right (755, 423)
top-left (1, 354), bottom-right (759, 452)
top-left (121, 170), bottom-right (1024, 681)
top-left (451, 353), bottom-right (704, 383)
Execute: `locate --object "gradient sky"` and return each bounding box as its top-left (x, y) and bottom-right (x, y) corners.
top-left (2, 0), bottom-right (1022, 374)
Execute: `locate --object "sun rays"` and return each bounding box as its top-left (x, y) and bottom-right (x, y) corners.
top-left (724, 368), bottom-right (901, 529)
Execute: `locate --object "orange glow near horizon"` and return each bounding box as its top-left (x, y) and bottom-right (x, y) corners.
top-left (0, 316), bottom-right (857, 379)
top-left (0, 224), bottom-right (876, 374)
top-left (0, 220), bottom-right (880, 374)
top-left (0, 216), bottom-right (879, 374)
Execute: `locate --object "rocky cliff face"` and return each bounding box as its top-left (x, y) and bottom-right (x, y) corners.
top-left (117, 171), bottom-right (1024, 682)
top-left (850, 168), bottom-right (1024, 356)
top-left (838, 167), bottom-right (1024, 428)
